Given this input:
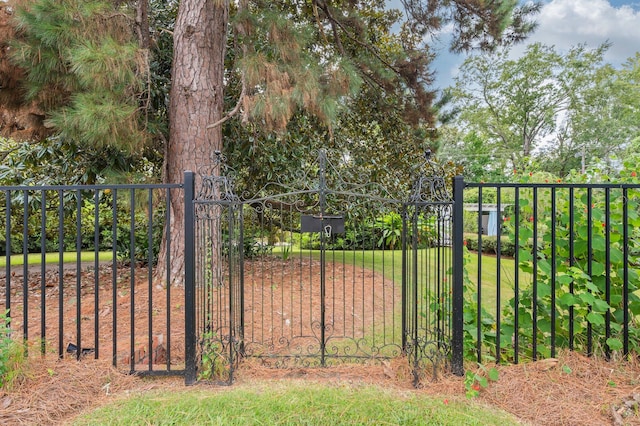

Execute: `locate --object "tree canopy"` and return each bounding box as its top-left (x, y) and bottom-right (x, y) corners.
top-left (1, 0), bottom-right (542, 283)
top-left (9, 0), bottom-right (147, 152)
top-left (446, 42), bottom-right (636, 177)
top-left (1, 0), bottom-right (542, 182)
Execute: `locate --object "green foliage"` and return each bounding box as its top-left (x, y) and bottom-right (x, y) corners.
top-left (0, 183), bottom-right (164, 265)
top-left (375, 212), bottom-right (402, 250)
top-left (464, 166), bottom-right (640, 362)
top-left (450, 42), bottom-right (618, 177)
top-left (198, 331), bottom-right (229, 382)
top-left (0, 310), bottom-right (25, 390)
top-left (460, 246), bottom-right (499, 361)
top-left (11, 0), bottom-right (147, 152)
top-left (0, 138), bottom-right (162, 262)
top-left (0, 137), bottom-right (153, 186)
top-left (102, 194), bottom-right (165, 265)
top-left (464, 234), bottom-right (516, 257)
top-left (505, 182), bottom-right (640, 357)
top-left (464, 363), bottom-right (499, 398)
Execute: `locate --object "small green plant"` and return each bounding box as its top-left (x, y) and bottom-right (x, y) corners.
top-left (198, 331), bottom-right (229, 381)
top-left (464, 363), bottom-right (499, 398)
top-left (0, 310), bottom-right (25, 389)
top-left (281, 244), bottom-right (291, 261)
top-left (375, 212), bottom-right (402, 250)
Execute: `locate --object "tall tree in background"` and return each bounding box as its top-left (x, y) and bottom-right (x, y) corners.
top-left (4, 0), bottom-right (540, 283)
top-left (573, 53), bottom-right (640, 169)
top-left (450, 42), bottom-right (612, 175)
top-left (159, 0), bottom-right (540, 284)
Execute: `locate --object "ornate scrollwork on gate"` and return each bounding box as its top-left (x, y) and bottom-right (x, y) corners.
top-left (193, 150), bottom-right (243, 384)
top-left (409, 149), bottom-right (453, 204)
top-left (405, 149), bottom-right (455, 386)
top-left (192, 148), bottom-right (457, 386)
top-left (196, 150), bottom-right (239, 204)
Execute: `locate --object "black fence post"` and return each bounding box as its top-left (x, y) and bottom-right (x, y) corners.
top-left (184, 171), bottom-right (197, 385)
top-left (451, 175), bottom-right (465, 376)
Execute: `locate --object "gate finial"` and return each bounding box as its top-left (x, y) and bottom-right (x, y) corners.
top-left (409, 149), bottom-right (452, 203)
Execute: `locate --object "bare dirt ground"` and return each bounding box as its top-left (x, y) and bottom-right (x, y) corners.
top-left (1, 261), bottom-right (640, 425)
top-left (0, 263), bottom-right (187, 368)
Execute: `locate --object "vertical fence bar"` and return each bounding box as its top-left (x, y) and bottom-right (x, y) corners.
top-left (147, 189), bottom-right (154, 372)
top-left (411, 207), bottom-right (419, 377)
top-left (40, 190), bottom-right (46, 354)
top-left (401, 205), bottom-right (408, 353)
top-left (76, 190), bottom-right (83, 360)
top-left (568, 187), bottom-right (575, 350)
top-left (111, 189), bottom-right (118, 367)
top-left (451, 176), bottom-right (464, 376)
top-left (476, 188), bottom-right (483, 362)
top-left (94, 190), bottom-right (100, 359)
top-left (550, 187), bottom-right (556, 358)
top-left (513, 187), bottom-right (520, 364)
top-left (58, 190), bottom-right (64, 358)
top-left (532, 187), bottom-right (538, 361)
top-left (165, 188), bottom-right (172, 370)
top-left (129, 189), bottom-right (136, 371)
top-left (623, 187), bottom-right (629, 355)
top-left (238, 200), bottom-right (244, 356)
top-left (587, 189), bottom-right (593, 355)
top-left (495, 188), bottom-right (501, 361)
top-left (605, 188), bottom-right (611, 359)
top-left (184, 171), bottom-right (197, 385)
top-left (228, 204), bottom-right (235, 382)
top-left (4, 191), bottom-right (10, 320)
top-left (22, 190), bottom-right (28, 343)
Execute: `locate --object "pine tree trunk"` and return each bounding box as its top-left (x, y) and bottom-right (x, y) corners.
top-left (157, 0), bottom-right (228, 287)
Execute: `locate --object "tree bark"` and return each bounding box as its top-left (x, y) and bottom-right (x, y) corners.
top-left (157, 0), bottom-right (228, 286)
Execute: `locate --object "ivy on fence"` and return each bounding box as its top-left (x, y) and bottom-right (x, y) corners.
top-left (464, 167), bottom-right (640, 362)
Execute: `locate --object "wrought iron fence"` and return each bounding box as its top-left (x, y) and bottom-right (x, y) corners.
top-left (0, 182), bottom-right (184, 377)
top-left (7, 163), bottom-right (636, 386)
top-left (185, 150), bottom-right (462, 385)
top-left (463, 181), bottom-right (640, 364)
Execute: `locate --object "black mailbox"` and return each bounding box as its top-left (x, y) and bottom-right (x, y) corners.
top-left (300, 214), bottom-right (345, 235)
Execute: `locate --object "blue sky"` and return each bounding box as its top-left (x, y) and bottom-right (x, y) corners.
top-left (389, 0), bottom-right (640, 90)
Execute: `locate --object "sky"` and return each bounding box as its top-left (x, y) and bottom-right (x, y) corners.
top-left (389, 0), bottom-right (640, 90)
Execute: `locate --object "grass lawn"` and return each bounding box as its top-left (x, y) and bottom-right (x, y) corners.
top-left (71, 381), bottom-right (521, 426)
top-left (0, 251), bottom-right (112, 268)
top-left (273, 245), bottom-right (522, 315)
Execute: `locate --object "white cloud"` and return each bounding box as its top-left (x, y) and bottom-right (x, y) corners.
top-left (409, 0), bottom-right (640, 88)
top-left (530, 0), bottom-right (640, 65)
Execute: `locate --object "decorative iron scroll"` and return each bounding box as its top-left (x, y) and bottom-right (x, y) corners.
top-left (195, 150), bottom-right (239, 203)
top-left (406, 337), bottom-right (451, 386)
top-left (409, 150), bottom-right (453, 204)
top-left (192, 147), bottom-right (456, 387)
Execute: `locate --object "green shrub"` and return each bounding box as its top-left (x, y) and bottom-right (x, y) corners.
top-left (463, 234), bottom-right (515, 257)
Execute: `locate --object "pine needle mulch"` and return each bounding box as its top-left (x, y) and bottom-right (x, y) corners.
top-left (0, 356), bottom-right (181, 426)
top-left (475, 350), bottom-right (640, 426)
top-left (2, 350), bottom-right (640, 425)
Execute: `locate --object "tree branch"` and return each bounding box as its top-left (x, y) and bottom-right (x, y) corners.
top-left (206, 83), bottom-right (246, 130)
top-left (314, 1), bottom-right (399, 75)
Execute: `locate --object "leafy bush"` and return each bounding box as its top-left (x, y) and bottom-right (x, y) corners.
top-left (0, 189), bottom-right (165, 265)
top-left (375, 212), bottom-right (403, 250)
top-left (463, 234), bottom-right (515, 257)
top-left (465, 165), bottom-right (640, 362)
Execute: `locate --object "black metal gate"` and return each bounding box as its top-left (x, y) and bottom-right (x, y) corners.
top-left (186, 150), bottom-right (462, 385)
